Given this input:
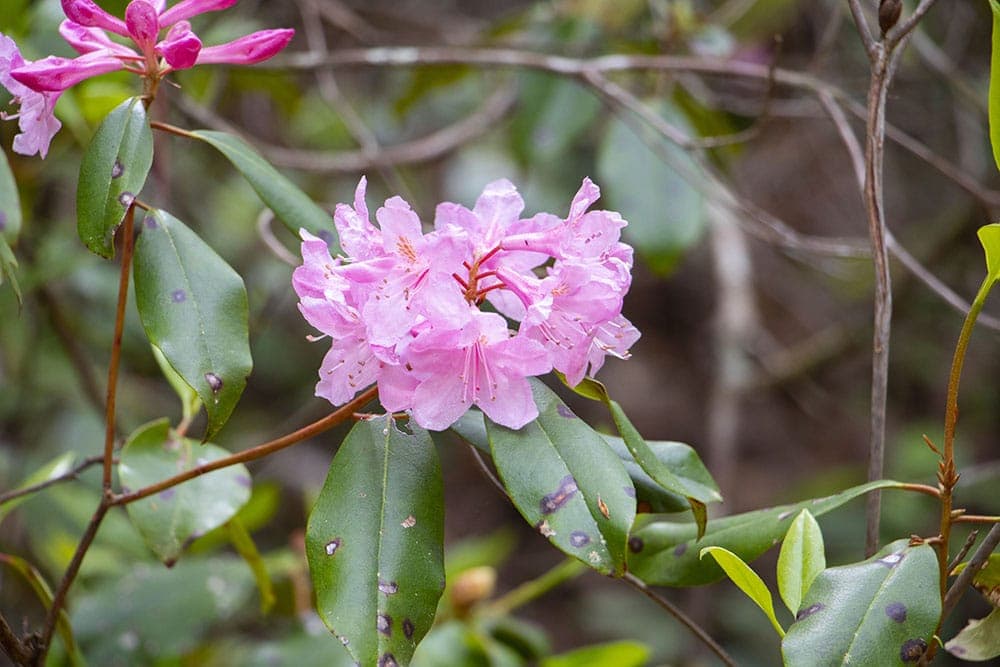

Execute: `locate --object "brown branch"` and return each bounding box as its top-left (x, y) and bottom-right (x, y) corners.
top-left (103, 205), bottom-right (135, 491)
top-left (112, 385), bottom-right (378, 506)
top-left (953, 515), bottom-right (1000, 525)
top-left (0, 456), bottom-right (105, 507)
top-left (897, 483), bottom-right (942, 499)
top-left (846, 0), bottom-right (877, 57)
top-left (887, 0), bottom-right (942, 48)
top-left (942, 523), bottom-right (1000, 619)
top-left (0, 611), bottom-right (33, 665)
top-left (948, 530), bottom-right (979, 574)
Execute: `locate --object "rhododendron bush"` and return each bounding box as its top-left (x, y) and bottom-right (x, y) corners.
top-left (1, 1), bottom-right (999, 666)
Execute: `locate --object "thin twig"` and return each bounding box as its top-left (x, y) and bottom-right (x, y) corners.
top-left (947, 530), bottom-right (979, 574)
top-left (942, 523), bottom-right (1000, 619)
top-left (112, 386), bottom-right (378, 505)
top-left (887, 0), bottom-right (943, 48)
top-left (256, 209), bottom-right (298, 266)
top-left (103, 205), bottom-right (135, 491)
top-left (846, 0), bottom-right (876, 57)
top-left (897, 483), bottom-right (942, 499)
top-left (0, 456), bottom-right (105, 507)
top-left (623, 573), bottom-right (737, 667)
top-left (0, 611), bottom-right (32, 665)
top-left (465, 444), bottom-right (508, 498)
top-left (953, 515), bottom-right (1000, 525)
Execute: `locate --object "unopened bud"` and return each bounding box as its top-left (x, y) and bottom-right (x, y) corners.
top-left (449, 566), bottom-right (496, 616)
top-left (879, 0), bottom-right (902, 36)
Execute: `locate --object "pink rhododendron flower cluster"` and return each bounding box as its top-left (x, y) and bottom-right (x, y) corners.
top-left (0, 0), bottom-right (294, 157)
top-left (294, 177), bottom-right (640, 431)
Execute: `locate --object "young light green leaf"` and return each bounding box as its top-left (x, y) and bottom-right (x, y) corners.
top-left (77, 96), bottom-right (153, 258)
top-left (629, 479), bottom-right (901, 587)
top-left (945, 608), bottom-right (1000, 662)
top-left (700, 546), bottom-right (785, 638)
top-left (119, 419), bottom-right (252, 565)
top-left (306, 417), bottom-right (445, 666)
top-left (541, 640), bottom-right (651, 667)
top-left (978, 223), bottom-right (1000, 283)
top-left (189, 130), bottom-right (338, 248)
top-left (0, 452), bottom-right (78, 526)
top-left (133, 209), bottom-right (252, 440)
top-left (151, 344), bottom-right (202, 428)
top-left (487, 380), bottom-right (636, 576)
top-left (0, 553), bottom-right (82, 665)
top-left (565, 376), bottom-right (721, 538)
top-left (781, 540), bottom-right (940, 666)
top-left (988, 0), bottom-right (1000, 174)
top-left (777, 509), bottom-right (826, 616)
top-left (225, 517), bottom-right (275, 614)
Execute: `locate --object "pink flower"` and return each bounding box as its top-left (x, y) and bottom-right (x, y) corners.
top-left (1, 1), bottom-right (294, 156)
top-left (0, 35), bottom-right (63, 158)
top-left (295, 178), bottom-right (640, 431)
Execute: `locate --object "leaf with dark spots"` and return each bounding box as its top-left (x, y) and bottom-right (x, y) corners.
top-left (77, 97), bottom-right (153, 258)
top-left (307, 417), bottom-right (443, 666)
top-left (630, 479), bottom-right (902, 587)
top-left (795, 603), bottom-right (823, 621)
top-left (569, 531), bottom-right (591, 547)
top-left (118, 419), bottom-right (251, 564)
top-left (628, 537), bottom-right (644, 553)
top-left (781, 540), bottom-right (939, 666)
top-left (945, 608), bottom-right (1000, 661)
top-left (488, 380), bottom-right (635, 576)
top-left (133, 209), bottom-right (252, 440)
top-left (188, 130), bottom-right (338, 247)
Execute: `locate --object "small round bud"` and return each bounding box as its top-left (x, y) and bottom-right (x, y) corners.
top-left (449, 566), bottom-right (497, 616)
top-left (879, 0), bottom-right (903, 36)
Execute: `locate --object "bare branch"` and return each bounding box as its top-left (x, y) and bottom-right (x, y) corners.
top-left (888, 0), bottom-right (943, 47)
top-left (846, 0), bottom-right (877, 57)
top-left (942, 523), bottom-right (1000, 619)
top-left (0, 456), bottom-right (105, 507)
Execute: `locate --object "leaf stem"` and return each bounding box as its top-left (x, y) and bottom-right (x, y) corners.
top-left (111, 385), bottom-right (378, 506)
top-left (103, 204), bottom-right (135, 491)
top-left (484, 558), bottom-right (586, 617)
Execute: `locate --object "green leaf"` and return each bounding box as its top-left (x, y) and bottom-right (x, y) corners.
top-left (978, 223), bottom-right (1000, 283)
top-left (566, 376), bottom-right (721, 537)
top-left (954, 553), bottom-right (1000, 606)
top-left (133, 209), bottom-right (252, 440)
top-left (629, 479), bottom-right (900, 587)
top-left (225, 517), bottom-right (275, 614)
top-left (189, 130), bottom-right (337, 247)
top-left (989, 0), bottom-right (1000, 174)
top-left (945, 608), bottom-right (1000, 662)
top-left (151, 344), bottom-right (202, 427)
top-left (0, 235), bottom-right (20, 303)
top-left (777, 509), bottom-right (826, 616)
top-left (596, 100), bottom-right (705, 274)
top-left (0, 553), bottom-right (82, 666)
top-left (510, 73), bottom-right (601, 164)
top-left (118, 419), bottom-right (252, 565)
top-left (306, 417), bottom-right (445, 666)
top-left (0, 148), bottom-right (21, 300)
top-left (781, 540), bottom-right (940, 666)
top-left (541, 640), bottom-right (651, 667)
top-left (76, 96), bottom-right (153, 258)
top-left (700, 546), bottom-right (785, 637)
top-left (487, 380), bottom-right (636, 576)
top-left (0, 452), bottom-right (78, 526)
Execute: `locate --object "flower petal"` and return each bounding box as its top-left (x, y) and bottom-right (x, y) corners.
top-left (61, 0), bottom-right (129, 37)
top-left (59, 20), bottom-right (137, 56)
top-left (157, 21), bottom-right (202, 69)
top-left (158, 0), bottom-right (238, 26)
top-left (11, 52), bottom-right (124, 92)
top-left (125, 0), bottom-right (161, 52)
top-left (195, 28), bottom-right (294, 65)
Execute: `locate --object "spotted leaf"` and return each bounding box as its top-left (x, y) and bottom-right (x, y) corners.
top-left (306, 417), bottom-right (445, 666)
top-left (119, 419), bottom-right (252, 565)
top-left (781, 540), bottom-right (940, 666)
top-left (77, 96), bottom-right (153, 259)
top-left (133, 209), bottom-right (252, 440)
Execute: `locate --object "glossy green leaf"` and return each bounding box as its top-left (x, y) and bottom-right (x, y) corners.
top-left (567, 376), bottom-right (720, 536)
top-left (0, 452), bottom-right (77, 526)
top-left (989, 0), bottom-right (1000, 174)
top-left (225, 517), bottom-right (275, 614)
top-left (77, 96), bottom-right (153, 258)
top-left (541, 640), bottom-right (650, 667)
top-left (945, 608), bottom-right (1000, 662)
top-left (487, 380), bottom-right (636, 576)
top-left (189, 130), bottom-right (337, 247)
top-left (777, 509), bottom-right (825, 616)
top-left (118, 419), bottom-right (252, 565)
top-left (306, 417), bottom-right (445, 666)
top-left (133, 209), bottom-right (252, 440)
top-left (0, 552), bottom-right (82, 665)
top-left (781, 540), bottom-right (940, 666)
top-left (700, 546), bottom-right (784, 637)
top-left (978, 223), bottom-right (1000, 283)
top-left (596, 100), bottom-right (705, 274)
top-left (0, 149), bottom-right (21, 300)
top-left (629, 479), bottom-right (900, 587)
top-left (72, 557), bottom-right (254, 663)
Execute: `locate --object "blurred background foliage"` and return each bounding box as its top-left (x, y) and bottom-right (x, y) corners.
top-left (1, 0), bottom-right (999, 664)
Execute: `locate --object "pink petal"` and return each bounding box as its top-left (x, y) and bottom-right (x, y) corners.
top-left (61, 0), bottom-right (130, 38)
top-left (158, 0), bottom-right (238, 26)
top-left (11, 90), bottom-right (62, 158)
top-left (125, 0), bottom-right (161, 53)
top-left (477, 373), bottom-right (538, 429)
top-left (11, 52), bottom-right (124, 92)
top-left (195, 28), bottom-right (294, 65)
top-left (59, 20), bottom-right (137, 56)
top-left (315, 338), bottom-right (378, 407)
top-left (157, 21), bottom-right (202, 69)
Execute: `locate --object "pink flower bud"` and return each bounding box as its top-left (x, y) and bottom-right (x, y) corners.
top-left (195, 28), bottom-right (293, 65)
top-left (10, 52), bottom-right (124, 92)
top-left (60, 0), bottom-right (129, 38)
top-left (158, 0), bottom-right (239, 26)
top-left (157, 21), bottom-right (202, 70)
top-left (125, 0), bottom-right (161, 53)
